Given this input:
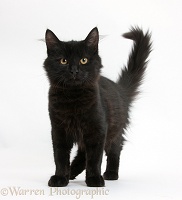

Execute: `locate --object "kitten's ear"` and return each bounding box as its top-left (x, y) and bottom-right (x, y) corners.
top-left (85, 27), bottom-right (99, 50)
top-left (45, 29), bottom-right (59, 50)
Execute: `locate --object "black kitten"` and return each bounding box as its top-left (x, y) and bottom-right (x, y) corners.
top-left (43, 27), bottom-right (151, 187)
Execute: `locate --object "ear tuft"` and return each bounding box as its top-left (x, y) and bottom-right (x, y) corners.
top-left (45, 29), bottom-right (59, 50)
top-left (85, 27), bottom-right (99, 49)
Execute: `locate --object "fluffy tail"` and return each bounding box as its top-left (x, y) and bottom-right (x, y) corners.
top-left (118, 27), bottom-right (152, 104)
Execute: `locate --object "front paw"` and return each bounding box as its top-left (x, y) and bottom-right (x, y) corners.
top-left (69, 174), bottom-right (76, 180)
top-left (86, 176), bottom-right (105, 187)
top-left (48, 175), bottom-right (69, 187)
top-left (103, 171), bottom-right (118, 180)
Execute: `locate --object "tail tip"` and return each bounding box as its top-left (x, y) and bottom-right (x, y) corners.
top-left (122, 26), bottom-right (152, 44)
top-left (122, 32), bottom-right (134, 40)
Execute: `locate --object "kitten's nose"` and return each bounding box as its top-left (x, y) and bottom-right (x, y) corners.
top-left (70, 66), bottom-right (79, 77)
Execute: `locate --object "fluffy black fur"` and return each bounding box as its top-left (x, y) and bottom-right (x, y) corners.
top-left (43, 27), bottom-right (152, 187)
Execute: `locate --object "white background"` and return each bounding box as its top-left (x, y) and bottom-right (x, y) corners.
top-left (0, 0), bottom-right (182, 199)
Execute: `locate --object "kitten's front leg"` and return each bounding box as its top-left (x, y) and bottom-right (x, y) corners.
top-left (48, 128), bottom-right (73, 187)
top-left (84, 130), bottom-right (106, 187)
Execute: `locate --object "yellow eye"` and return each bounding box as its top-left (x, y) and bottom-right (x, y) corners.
top-left (80, 58), bottom-right (88, 65)
top-left (60, 58), bottom-right (68, 65)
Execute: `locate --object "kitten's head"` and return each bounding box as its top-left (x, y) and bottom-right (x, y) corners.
top-left (44, 27), bottom-right (102, 88)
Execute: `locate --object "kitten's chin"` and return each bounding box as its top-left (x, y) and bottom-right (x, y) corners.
top-left (62, 78), bottom-right (84, 87)
top-left (51, 76), bottom-right (96, 88)
top-left (72, 79), bottom-right (83, 85)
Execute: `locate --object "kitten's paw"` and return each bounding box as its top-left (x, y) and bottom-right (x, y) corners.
top-left (69, 174), bottom-right (76, 180)
top-left (103, 171), bottom-right (118, 180)
top-left (48, 175), bottom-right (69, 187)
top-left (69, 169), bottom-right (77, 180)
top-left (86, 176), bottom-right (105, 187)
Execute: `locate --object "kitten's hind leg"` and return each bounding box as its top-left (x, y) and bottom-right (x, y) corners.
top-left (103, 135), bottom-right (124, 180)
top-left (70, 148), bottom-right (86, 180)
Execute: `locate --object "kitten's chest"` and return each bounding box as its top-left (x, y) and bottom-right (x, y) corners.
top-left (49, 88), bottom-right (98, 136)
top-left (49, 93), bottom-right (94, 132)
top-left (49, 88), bottom-right (97, 114)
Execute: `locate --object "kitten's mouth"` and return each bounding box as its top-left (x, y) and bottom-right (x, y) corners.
top-left (70, 75), bottom-right (82, 83)
top-left (72, 76), bottom-right (77, 80)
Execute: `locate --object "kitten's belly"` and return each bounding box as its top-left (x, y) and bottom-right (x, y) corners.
top-left (62, 114), bottom-right (83, 133)
top-left (54, 111), bottom-right (85, 144)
